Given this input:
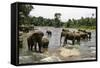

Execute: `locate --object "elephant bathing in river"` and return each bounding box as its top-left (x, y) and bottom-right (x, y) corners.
top-left (60, 30), bottom-right (81, 46)
top-left (46, 30), bottom-right (52, 37)
top-left (41, 36), bottom-right (49, 52)
top-left (78, 29), bottom-right (91, 40)
top-left (27, 31), bottom-right (44, 53)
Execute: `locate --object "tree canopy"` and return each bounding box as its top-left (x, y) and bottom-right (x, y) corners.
top-left (19, 4), bottom-right (33, 25)
top-left (18, 5), bottom-right (96, 30)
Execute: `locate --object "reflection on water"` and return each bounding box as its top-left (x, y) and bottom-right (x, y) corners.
top-left (19, 27), bottom-right (96, 64)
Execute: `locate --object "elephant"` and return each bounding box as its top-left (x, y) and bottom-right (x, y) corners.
top-left (78, 29), bottom-right (86, 32)
top-left (46, 30), bottom-right (52, 37)
top-left (60, 29), bottom-right (69, 37)
top-left (62, 28), bottom-right (69, 32)
top-left (78, 29), bottom-right (91, 40)
top-left (73, 31), bottom-right (81, 43)
top-left (64, 31), bottom-right (81, 45)
top-left (60, 30), bottom-right (69, 46)
top-left (84, 31), bottom-right (91, 40)
top-left (27, 31), bottom-right (44, 52)
top-left (60, 31), bottom-right (81, 46)
top-left (63, 31), bottom-right (74, 45)
top-left (41, 36), bottom-right (49, 52)
top-left (27, 34), bottom-right (34, 51)
top-left (79, 31), bottom-right (88, 40)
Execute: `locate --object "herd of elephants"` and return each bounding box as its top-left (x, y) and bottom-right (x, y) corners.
top-left (22, 28), bottom-right (92, 53)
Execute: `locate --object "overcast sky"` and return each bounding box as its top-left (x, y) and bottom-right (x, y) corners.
top-left (29, 5), bottom-right (96, 22)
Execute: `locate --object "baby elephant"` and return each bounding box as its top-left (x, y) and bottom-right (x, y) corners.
top-left (46, 30), bottom-right (52, 37)
top-left (41, 36), bottom-right (49, 52)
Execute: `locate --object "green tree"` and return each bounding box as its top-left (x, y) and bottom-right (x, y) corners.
top-left (19, 4), bottom-right (33, 25)
top-left (65, 19), bottom-right (72, 27)
top-left (54, 13), bottom-right (61, 27)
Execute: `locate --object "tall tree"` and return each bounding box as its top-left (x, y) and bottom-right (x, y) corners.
top-left (54, 13), bottom-right (61, 27)
top-left (19, 4), bottom-right (33, 25)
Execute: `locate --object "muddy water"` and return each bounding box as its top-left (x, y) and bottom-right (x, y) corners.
top-left (19, 27), bottom-right (96, 64)
top-left (38, 27), bottom-right (96, 58)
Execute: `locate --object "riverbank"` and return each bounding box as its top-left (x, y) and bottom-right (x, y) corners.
top-left (78, 26), bottom-right (96, 30)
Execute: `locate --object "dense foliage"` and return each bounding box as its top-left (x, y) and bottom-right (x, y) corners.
top-left (31, 16), bottom-right (96, 29)
top-left (64, 17), bottom-right (96, 29)
top-left (19, 5), bottom-right (96, 29)
top-left (19, 4), bottom-right (33, 25)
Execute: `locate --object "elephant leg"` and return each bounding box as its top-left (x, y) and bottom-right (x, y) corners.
top-left (77, 39), bottom-right (80, 45)
top-left (64, 37), bottom-right (67, 44)
top-left (89, 35), bottom-right (91, 41)
top-left (27, 41), bottom-right (31, 51)
top-left (47, 42), bottom-right (49, 48)
top-left (38, 42), bottom-right (42, 53)
top-left (30, 44), bottom-right (33, 51)
top-left (65, 39), bottom-right (67, 44)
top-left (34, 42), bottom-right (37, 52)
top-left (72, 40), bottom-right (75, 45)
top-left (60, 36), bottom-right (62, 46)
top-left (63, 39), bottom-right (66, 45)
top-left (63, 38), bottom-right (67, 46)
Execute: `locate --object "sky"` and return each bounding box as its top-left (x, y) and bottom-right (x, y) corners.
top-left (29, 5), bottom-right (96, 22)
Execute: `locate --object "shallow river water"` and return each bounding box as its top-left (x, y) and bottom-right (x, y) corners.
top-left (19, 27), bottom-right (96, 64)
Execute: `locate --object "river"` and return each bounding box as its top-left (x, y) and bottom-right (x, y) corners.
top-left (19, 26), bottom-right (96, 64)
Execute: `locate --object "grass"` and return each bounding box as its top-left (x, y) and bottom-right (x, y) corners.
top-left (63, 26), bottom-right (96, 31)
top-left (78, 26), bottom-right (96, 30)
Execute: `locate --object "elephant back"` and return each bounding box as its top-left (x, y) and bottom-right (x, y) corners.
top-left (73, 32), bottom-right (81, 39)
top-left (65, 32), bottom-right (75, 40)
top-left (62, 28), bottom-right (69, 32)
top-left (32, 31), bottom-right (44, 41)
top-left (42, 36), bottom-right (49, 43)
